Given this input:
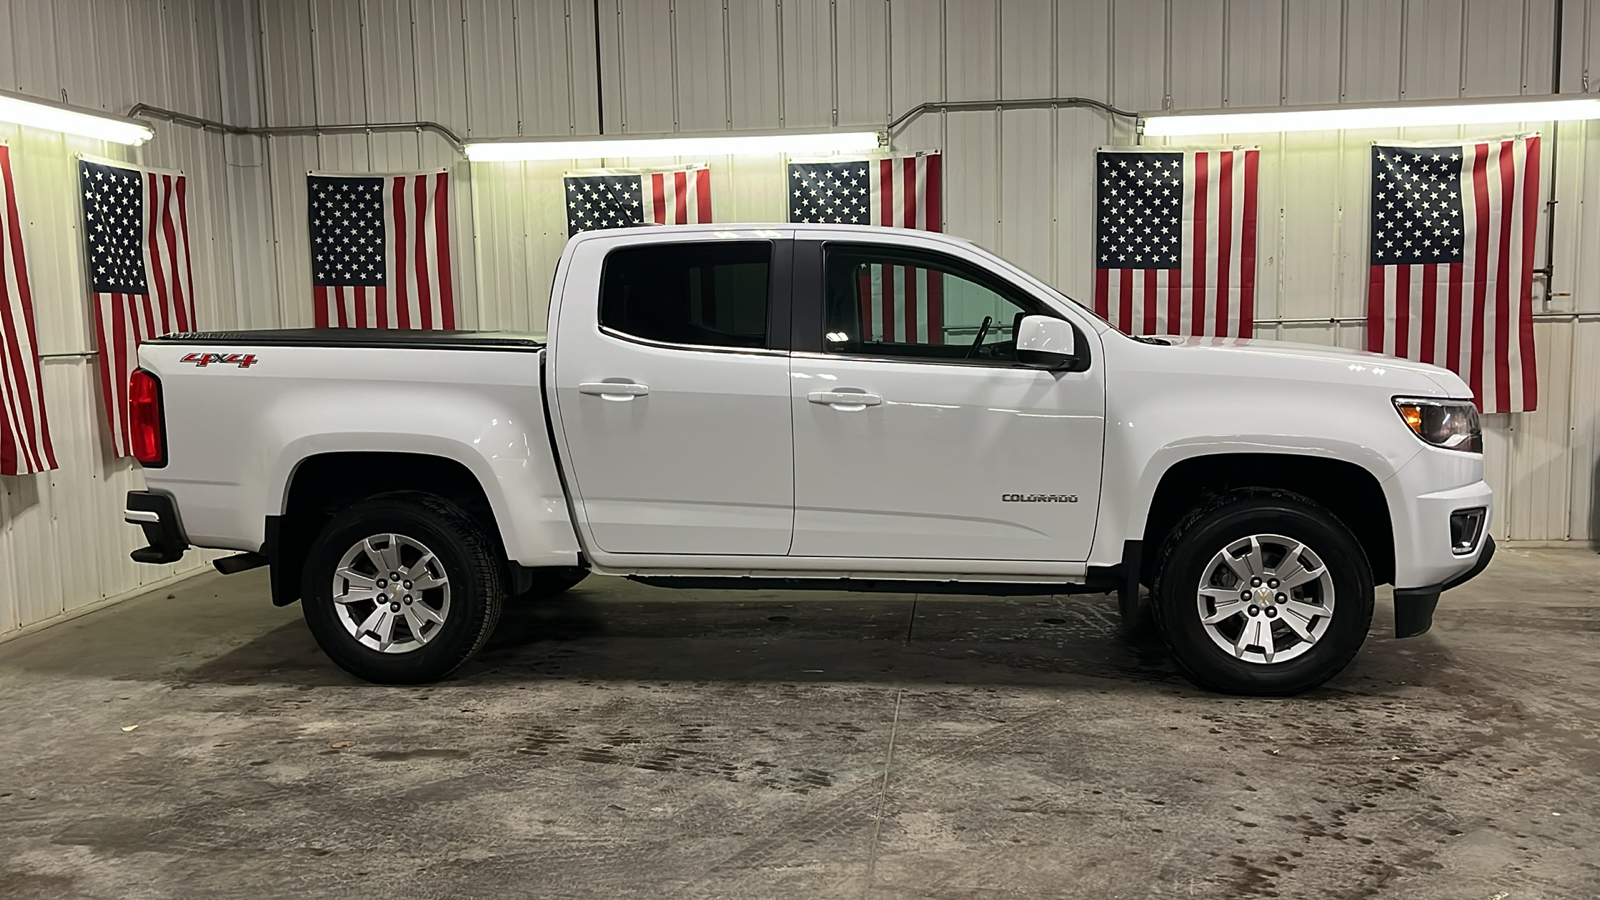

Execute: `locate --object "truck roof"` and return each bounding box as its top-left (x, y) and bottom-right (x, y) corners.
top-left (566, 222), bottom-right (978, 246)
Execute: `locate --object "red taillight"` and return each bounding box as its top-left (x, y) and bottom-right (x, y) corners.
top-left (129, 369), bottom-right (166, 467)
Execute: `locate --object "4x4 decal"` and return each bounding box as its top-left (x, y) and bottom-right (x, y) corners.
top-left (181, 352), bottom-right (258, 369)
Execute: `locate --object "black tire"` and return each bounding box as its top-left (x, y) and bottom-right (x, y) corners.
top-left (301, 492), bottom-right (504, 684)
top-left (1152, 490), bottom-right (1374, 696)
top-left (513, 566), bottom-right (590, 600)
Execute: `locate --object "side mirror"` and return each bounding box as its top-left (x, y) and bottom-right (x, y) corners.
top-left (1015, 315), bottom-right (1078, 370)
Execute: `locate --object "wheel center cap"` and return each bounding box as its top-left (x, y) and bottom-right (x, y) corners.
top-left (1257, 587), bottom-right (1274, 605)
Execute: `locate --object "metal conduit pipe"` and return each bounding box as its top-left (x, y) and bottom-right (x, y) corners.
top-left (887, 97), bottom-right (1139, 136)
top-left (126, 103), bottom-right (467, 153)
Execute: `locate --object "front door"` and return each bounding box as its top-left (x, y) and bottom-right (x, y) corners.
top-left (551, 235), bottom-right (794, 556)
top-left (788, 238), bottom-right (1105, 562)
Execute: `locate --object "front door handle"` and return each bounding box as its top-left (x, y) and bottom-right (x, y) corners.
top-left (808, 390), bottom-right (883, 411)
top-left (578, 381), bottom-right (650, 401)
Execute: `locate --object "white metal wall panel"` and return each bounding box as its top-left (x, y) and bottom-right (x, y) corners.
top-left (517, 0), bottom-right (585, 136)
top-left (726, 0), bottom-right (781, 129)
top-left (1170, 0), bottom-right (1225, 111)
top-left (1282, 0), bottom-right (1342, 104)
top-left (1341, 0), bottom-right (1403, 103)
top-left (780, 0), bottom-right (835, 128)
top-left (836, 0), bottom-right (889, 126)
top-left (674, 0), bottom-right (730, 132)
top-left (363, 0), bottom-right (423, 172)
top-left (1402, 0), bottom-right (1464, 100)
top-left (1225, 0), bottom-right (1283, 108)
top-left (464, 0), bottom-right (521, 136)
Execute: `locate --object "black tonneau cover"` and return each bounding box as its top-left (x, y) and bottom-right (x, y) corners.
top-left (146, 329), bottom-right (545, 352)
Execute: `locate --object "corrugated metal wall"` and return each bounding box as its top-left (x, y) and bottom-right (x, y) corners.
top-left (6, 0), bottom-right (1600, 639)
top-left (0, 0), bottom-right (234, 639)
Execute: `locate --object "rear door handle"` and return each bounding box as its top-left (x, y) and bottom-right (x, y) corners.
top-left (578, 381), bottom-right (650, 401)
top-left (808, 390), bottom-right (882, 411)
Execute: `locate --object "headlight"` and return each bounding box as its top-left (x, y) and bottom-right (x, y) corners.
top-left (1393, 397), bottom-right (1482, 452)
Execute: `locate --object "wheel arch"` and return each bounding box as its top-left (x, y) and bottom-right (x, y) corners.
top-left (1137, 452), bottom-right (1396, 587)
top-left (267, 450), bottom-right (506, 607)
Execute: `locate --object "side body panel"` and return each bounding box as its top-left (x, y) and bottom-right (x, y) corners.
top-left (138, 343), bottom-right (581, 567)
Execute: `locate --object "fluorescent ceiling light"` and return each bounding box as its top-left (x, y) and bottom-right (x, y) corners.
top-left (464, 130), bottom-right (883, 162)
top-left (0, 89), bottom-right (155, 145)
top-left (1141, 95), bottom-right (1600, 136)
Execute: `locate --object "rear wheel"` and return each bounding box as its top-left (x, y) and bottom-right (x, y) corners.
top-left (301, 492), bottom-right (504, 684)
top-left (1153, 491), bottom-right (1374, 695)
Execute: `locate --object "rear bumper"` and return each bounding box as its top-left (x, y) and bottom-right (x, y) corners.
top-left (1393, 534), bottom-right (1495, 638)
top-left (125, 490), bottom-right (190, 564)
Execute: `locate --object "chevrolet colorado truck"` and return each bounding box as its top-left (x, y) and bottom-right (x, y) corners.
top-left (122, 223), bottom-right (1494, 694)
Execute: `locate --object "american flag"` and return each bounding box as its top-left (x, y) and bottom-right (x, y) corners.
top-left (309, 171), bottom-right (456, 329)
top-left (1367, 139), bottom-right (1540, 413)
top-left (564, 166), bottom-right (711, 237)
top-left (82, 158), bottom-right (196, 459)
top-left (1, 144), bottom-right (55, 475)
top-left (789, 154), bottom-right (943, 342)
top-left (1093, 148), bottom-right (1259, 338)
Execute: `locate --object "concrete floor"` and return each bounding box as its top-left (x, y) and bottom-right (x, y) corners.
top-left (0, 549), bottom-right (1596, 899)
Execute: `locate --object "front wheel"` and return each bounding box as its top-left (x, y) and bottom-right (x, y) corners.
top-left (1153, 491), bottom-right (1374, 695)
top-left (301, 492), bottom-right (505, 684)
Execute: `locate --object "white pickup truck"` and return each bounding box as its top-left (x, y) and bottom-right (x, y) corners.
top-left (122, 223), bottom-right (1494, 695)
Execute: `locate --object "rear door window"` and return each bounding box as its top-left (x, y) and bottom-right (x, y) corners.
top-left (600, 241), bottom-right (772, 349)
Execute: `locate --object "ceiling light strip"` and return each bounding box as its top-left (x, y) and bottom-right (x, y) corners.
top-left (1141, 95), bottom-right (1600, 137)
top-left (464, 130), bottom-right (884, 162)
top-left (0, 90), bottom-right (155, 146)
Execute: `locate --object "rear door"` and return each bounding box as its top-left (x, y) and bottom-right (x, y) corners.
top-left (551, 233), bottom-right (795, 556)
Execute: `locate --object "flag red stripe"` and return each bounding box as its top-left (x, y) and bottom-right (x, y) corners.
top-left (112, 294), bottom-right (131, 453)
top-left (903, 160), bottom-right (918, 231)
top-left (1142, 270), bottom-right (1157, 335)
top-left (858, 271), bottom-right (873, 340)
top-left (882, 265), bottom-right (897, 342)
top-left (176, 176), bottom-right (195, 332)
top-left (1190, 153), bottom-right (1209, 334)
top-left (1494, 141), bottom-right (1515, 409)
top-left (651, 173), bottom-right (667, 226)
top-left (1118, 268), bottom-right (1134, 331)
top-left (145, 174), bottom-right (171, 337)
top-left (1366, 266), bottom-right (1386, 353)
top-left (1446, 261), bottom-right (1464, 373)
top-left (385, 177), bottom-right (407, 329)
top-left (1520, 137), bottom-right (1541, 409)
top-left (1469, 143), bottom-right (1491, 405)
top-left (314, 286), bottom-right (330, 327)
top-left (434, 172), bottom-right (455, 329)
top-left (696, 168), bottom-right (711, 223)
top-left (160, 175), bottom-right (187, 333)
top-left (1239, 150), bottom-right (1258, 338)
top-left (0, 146), bottom-right (53, 472)
top-left (927, 268), bottom-right (943, 344)
top-left (924, 154), bottom-right (942, 233)
top-left (1215, 151), bottom-right (1233, 336)
top-left (674, 171), bottom-right (689, 225)
top-left (1394, 264), bottom-right (1411, 358)
top-left (1420, 264), bottom-right (1438, 364)
top-left (1093, 268), bottom-right (1109, 320)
